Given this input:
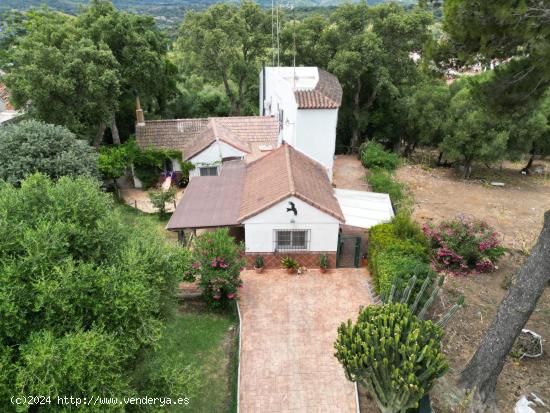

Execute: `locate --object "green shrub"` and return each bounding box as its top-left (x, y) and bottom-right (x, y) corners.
top-left (281, 256), bottom-right (299, 271)
top-left (335, 303), bottom-right (448, 413)
top-left (368, 220), bottom-right (432, 305)
top-left (319, 253), bottom-right (328, 269)
top-left (254, 255), bottom-right (264, 268)
top-left (367, 168), bottom-right (404, 204)
top-left (360, 141), bottom-right (400, 171)
top-left (148, 187), bottom-right (177, 217)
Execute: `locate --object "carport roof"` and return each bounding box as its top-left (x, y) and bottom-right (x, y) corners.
top-left (334, 188), bottom-right (394, 229)
top-left (166, 160), bottom-right (246, 230)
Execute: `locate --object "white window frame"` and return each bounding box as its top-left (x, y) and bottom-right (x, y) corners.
top-left (199, 166), bottom-right (218, 176)
top-left (274, 229), bottom-right (310, 251)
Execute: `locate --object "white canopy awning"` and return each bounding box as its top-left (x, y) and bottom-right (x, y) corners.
top-left (334, 188), bottom-right (394, 229)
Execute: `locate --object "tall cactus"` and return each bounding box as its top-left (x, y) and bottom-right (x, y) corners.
top-left (334, 303), bottom-right (448, 413)
top-left (382, 275), bottom-right (465, 328)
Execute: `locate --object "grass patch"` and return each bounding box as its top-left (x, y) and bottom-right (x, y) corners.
top-left (133, 307), bottom-right (238, 412)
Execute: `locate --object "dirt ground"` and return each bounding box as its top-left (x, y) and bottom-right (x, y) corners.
top-left (432, 253), bottom-right (550, 412)
top-left (333, 154), bottom-right (370, 190)
top-left (396, 160), bottom-right (550, 250)
top-left (393, 156), bottom-right (550, 412)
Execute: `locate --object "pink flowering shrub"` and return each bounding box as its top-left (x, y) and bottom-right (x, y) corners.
top-left (422, 218), bottom-right (506, 274)
top-left (188, 228), bottom-right (245, 308)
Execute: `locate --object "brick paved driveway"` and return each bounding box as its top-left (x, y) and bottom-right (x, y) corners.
top-left (238, 269), bottom-right (372, 413)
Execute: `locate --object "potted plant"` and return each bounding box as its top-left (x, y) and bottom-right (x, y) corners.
top-left (281, 256), bottom-right (299, 274)
top-left (319, 253), bottom-right (328, 273)
top-left (254, 255), bottom-right (264, 274)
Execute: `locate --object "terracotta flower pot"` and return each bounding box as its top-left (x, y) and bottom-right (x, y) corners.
top-left (320, 267), bottom-right (327, 273)
top-left (254, 266), bottom-right (264, 274)
top-left (286, 268), bottom-right (295, 274)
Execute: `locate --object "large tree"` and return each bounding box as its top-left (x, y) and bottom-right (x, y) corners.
top-left (459, 210), bottom-right (550, 409)
top-left (177, 1), bottom-right (270, 115)
top-left (0, 174), bottom-right (194, 410)
top-left (439, 83), bottom-right (509, 178)
top-left (322, 3), bottom-right (432, 151)
top-left (4, 10), bottom-right (120, 142)
top-left (443, 0), bottom-right (550, 106)
top-left (77, 0), bottom-right (175, 144)
top-left (0, 119), bottom-right (99, 185)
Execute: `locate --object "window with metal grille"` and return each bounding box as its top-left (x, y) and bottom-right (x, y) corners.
top-left (199, 166), bottom-right (218, 176)
top-left (274, 229), bottom-right (310, 251)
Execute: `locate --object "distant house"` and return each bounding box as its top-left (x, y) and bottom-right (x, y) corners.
top-left (167, 143), bottom-right (345, 268)
top-left (135, 116), bottom-right (278, 186)
top-left (0, 83), bottom-right (21, 126)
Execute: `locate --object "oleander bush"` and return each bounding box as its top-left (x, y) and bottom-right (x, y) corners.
top-left (360, 141), bottom-right (400, 171)
top-left (422, 218), bottom-right (506, 273)
top-left (334, 303), bottom-right (448, 413)
top-left (188, 228), bottom-right (245, 309)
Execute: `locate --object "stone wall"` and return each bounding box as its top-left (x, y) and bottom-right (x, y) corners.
top-left (245, 252), bottom-right (337, 270)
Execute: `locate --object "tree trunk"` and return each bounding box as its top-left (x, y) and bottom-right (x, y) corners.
top-left (463, 158), bottom-right (473, 179)
top-left (437, 151), bottom-right (444, 166)
top-left (459, 210), bottom-right (550, 408)
top-left (221, 72), bottom-right (238, 115)
top-left (111, 113), bottom-right (121, 145)
top-left (93, 121), bottom-right (107, 148)
top-left (520, 146), bottom-right (536, 175)
top-left (349, 79), bottom-right (362, 154)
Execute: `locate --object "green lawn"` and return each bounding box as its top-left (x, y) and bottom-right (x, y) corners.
top-left (119, 202), bottom-right (239, 412)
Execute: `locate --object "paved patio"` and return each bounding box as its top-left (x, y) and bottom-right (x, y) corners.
top-left (238, 268), bottom-right (373, 413)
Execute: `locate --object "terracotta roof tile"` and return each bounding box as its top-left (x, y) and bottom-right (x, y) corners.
top-left (294, 69), bottom-right (342, 109)
top-left (238, 144), bottom-right (344, 222)
top-left (0, 84), bottom-right (14, 111)
top-left (183, 119), bottom-right (251, 160)
top-left (136, 116), bottom-right (279, 158)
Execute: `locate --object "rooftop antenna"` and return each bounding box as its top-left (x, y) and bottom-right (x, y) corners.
top-left (271, 0), bottom-right (275, 66)
top-left (276, 0), bottom-right (280, 67)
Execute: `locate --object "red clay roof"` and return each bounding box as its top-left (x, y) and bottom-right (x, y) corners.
top-left (136, 116), bottom-right (279, 158)
top-left (0, 84), bottom-right (14, 111)
top-left (294, 69), bottom-right (342, 109)
top-left (238, 144), bottom-right (344, 222)
top-left (184, 119), bottom-right (251, 160)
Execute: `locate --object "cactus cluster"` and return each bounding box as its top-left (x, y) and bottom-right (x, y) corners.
top-left (334, 303), bottom-right (448, 413)
top-left (381, 275), bottom-right (465, 328)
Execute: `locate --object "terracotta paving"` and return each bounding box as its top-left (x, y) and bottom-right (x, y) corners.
top-left (238, 268), bottom-right (373, 413)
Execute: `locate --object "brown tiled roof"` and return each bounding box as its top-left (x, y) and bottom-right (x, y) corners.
top-left (294, 69), bottom-right (342, 109)
top-left (183, 119), bottom-right (251, 160)
top-left (136, 116), bottom-right (279, 159)
top-left (238, 144), bottom-right (344, 222)
top-left (166, 160), bottom-right (246, 230)
top-left (0, 84), bottom-right (14, 111)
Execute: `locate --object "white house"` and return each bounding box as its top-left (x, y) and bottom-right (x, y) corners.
top-left (259, 67), bottom-right (342, 179)
top-left (0, 83), bottom-right (21, 126)
top-left (134, 66), bottom-right (342, 187)
top-left (166, 143), bottom-right (345, 268)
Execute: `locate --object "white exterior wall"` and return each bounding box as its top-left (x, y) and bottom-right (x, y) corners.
top-left (260, 68), bottom-right (298, 146)
top-left (295, 109), bottom-right (338, 179)
top-left (188, 141), bottom-right (245, 178)
top-left (242, 196), bottom-right (340, 253)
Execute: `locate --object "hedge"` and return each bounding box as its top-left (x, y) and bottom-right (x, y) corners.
top-left (368, 215), bottom-right (435, 302)
top-left (359, 141), bottom-right (399, 171)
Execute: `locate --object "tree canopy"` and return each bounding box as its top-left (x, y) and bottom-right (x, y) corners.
top-left (0, 174), bottom-right (195, 410)
top-left (0, 119), bottom-right (99, 185)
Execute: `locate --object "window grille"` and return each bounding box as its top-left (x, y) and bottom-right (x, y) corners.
top-left (199, 166), bottom-right (218, 176)
top-left (273, 229), bottom-right (310, 251)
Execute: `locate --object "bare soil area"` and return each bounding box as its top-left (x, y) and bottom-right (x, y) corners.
top-left (430, 253), bottom-right (550, 412)
top-left (333, 154), bottom-right (370, 191)
top-left (393, 158), bottom-right (550, 411)
top-left (396, 162), bottom-right (550, 250)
